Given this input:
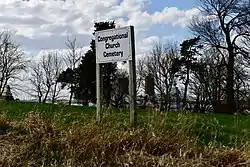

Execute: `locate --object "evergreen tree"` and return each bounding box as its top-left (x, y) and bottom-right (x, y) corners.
top-left (178, 36), bottom-right (202, 108)
top-left (75, 21), bottom-right (118, 105)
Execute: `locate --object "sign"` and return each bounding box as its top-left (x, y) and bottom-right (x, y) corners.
top-left (95, 25), bottom-right (136, 126)
top-left (95, 26), bottom-right (133, 64)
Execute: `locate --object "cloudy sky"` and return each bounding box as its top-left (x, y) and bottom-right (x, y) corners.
top-left (0, 0), bottom-right (200, 59)
top-left (0, 0), bottom-right (202, 99)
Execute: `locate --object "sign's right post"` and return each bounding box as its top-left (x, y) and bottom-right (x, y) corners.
top-left (128, 26), bottom-right (137, 126)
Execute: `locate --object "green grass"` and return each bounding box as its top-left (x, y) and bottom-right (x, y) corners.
top-left (0, 101), bottom-right (249, 166)
top-left (1, 101), bottom-right (250, 147)
top-left (0, 101), bottom-right (95, 124)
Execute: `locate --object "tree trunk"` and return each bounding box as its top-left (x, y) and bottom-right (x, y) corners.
top-left (236, 83), bottom-right (240, 113)
top-left (226, 57), bottom-right (235, 114)
top-left (0, 73), bottom-right (5, 96)
top-left (38, 96), bottom-right (42, 103)
top-left (38, 88), bottom-right (42, 103)
top-left (226, 33), bottom-right (236, 114)
top-left (51, 83), bottom-right (58, 104)
top-left (183, 67), bottom-right (190, 108)
top-left (167, 93), bottom-right (171, 111)
top-left (69, 84), bottom-right (74, 105)
top-left (43, 87), bottom-right (50, 103)
top-left (1, 80), bottom-right (8, 96)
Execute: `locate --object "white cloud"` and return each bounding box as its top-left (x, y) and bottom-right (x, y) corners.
top-left (153, 7), bottom-right (200, 27)
top-left (0, 0), bottom-right (199, 38)
top-left (0, 0), bottom-right (200, 57)
top-left (136, 36), bottom-right (159, 56)
top-left (127, 11), bottom-right (153, 31)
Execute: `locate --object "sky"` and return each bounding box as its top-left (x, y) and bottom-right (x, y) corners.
top-left (0, 0), bottom-right (201, 99)
top-left (0, 0), bottom-right (200, 58)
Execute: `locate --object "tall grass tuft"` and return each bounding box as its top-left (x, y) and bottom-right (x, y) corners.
top-left (0, 111), bottom-right (249, 167)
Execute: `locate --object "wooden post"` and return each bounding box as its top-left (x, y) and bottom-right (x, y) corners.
top-left (129, 26), bottom-right (137, 126)
top-left (96, 63), bottom-right (103, 122)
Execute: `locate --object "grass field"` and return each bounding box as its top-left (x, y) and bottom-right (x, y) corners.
top-left (0, 101), bottom-right (250, 166)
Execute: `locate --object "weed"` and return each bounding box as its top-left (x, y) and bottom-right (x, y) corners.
top-left (0, 112), bottom-right (249, 167)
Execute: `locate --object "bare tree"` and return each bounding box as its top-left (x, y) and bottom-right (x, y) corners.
top-left (136, 58), bottom-right (148, 94)
top-left (189, 45), bottom-right (250, 113)
top-left (0, 31), bottom-right (27, 96)
top-left (136, 58), bottom-right (145, 94)
top-left (41, 52), bottom-right (64, 103)
top-left (40, 53), bottom-right (53, 103)
top-left (137, 41), bottom-right (180, 110)
top-left (28, 52), bottom-right (64, 103)
top-left (49, 53), bottom-right (64, 104)
top-left (63, 36), bottom-right (83, 105)
top-left (190, 0), bottom-right (250, 113)
top-left (28, 62), bottom-right (44, 103)
top-left (189, 48), bottom-right (227, 113)
top-left (233, 56), bottom-right (250, 112)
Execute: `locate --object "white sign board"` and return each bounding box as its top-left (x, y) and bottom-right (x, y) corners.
top-left (95, 26), bottom-right (132, 64)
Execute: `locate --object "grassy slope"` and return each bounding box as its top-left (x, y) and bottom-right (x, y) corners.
top-left (1, 101), bottom-right (250, 147)
top-left (0, 101), bottom-right (250, 166)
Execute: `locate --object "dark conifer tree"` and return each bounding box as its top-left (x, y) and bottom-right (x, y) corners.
top-left (60, 21), bottom-right (118, 105)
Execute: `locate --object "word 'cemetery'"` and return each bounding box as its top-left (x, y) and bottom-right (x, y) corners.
top-left (97, 32), bottom-right (128, 58)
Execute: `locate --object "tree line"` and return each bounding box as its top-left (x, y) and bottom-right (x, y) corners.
top-left (1, 0), bottom-right (249, 114)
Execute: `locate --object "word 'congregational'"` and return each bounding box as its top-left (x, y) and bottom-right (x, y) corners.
top-left (97, 32), bottom-right (128, 43)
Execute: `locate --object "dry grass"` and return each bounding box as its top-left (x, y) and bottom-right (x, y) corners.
top-left (0, 112), bottom-right (249, 167)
